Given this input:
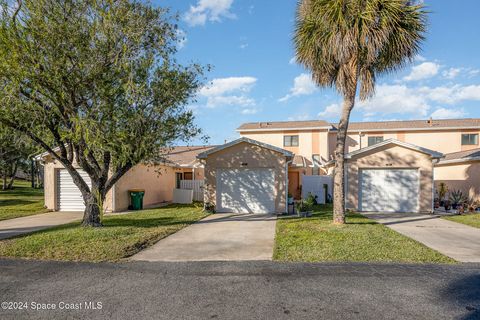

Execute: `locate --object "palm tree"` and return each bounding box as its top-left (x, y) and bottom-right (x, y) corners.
top-left (294, 0), bottom-right (427, 224)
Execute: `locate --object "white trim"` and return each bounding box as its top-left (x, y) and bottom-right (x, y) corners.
top-left (436, 156), bottom-right (480, 165)
top-left (237, 126), bottom-right (331, 132)
top-left (197, 137), bottom-right (293, 159)
top-left (345, 139), bottom-right (443, 159)
top-left (341, 125), bottom-right (480, 133)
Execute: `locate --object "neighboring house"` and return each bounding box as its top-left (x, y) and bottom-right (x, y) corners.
top-left (235, 118), bottom-right (480, 213)
top-left (38, 118), bottom-right (480, 215)
top-left (36, 146), bottom-right (212, 212)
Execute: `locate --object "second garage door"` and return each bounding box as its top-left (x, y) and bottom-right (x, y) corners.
top-left (359, 169), bottom-right (419, 213)
top-left (216, 168), bottom-right (275, 213)
top-left (57, 169), bottom-right (92, 212)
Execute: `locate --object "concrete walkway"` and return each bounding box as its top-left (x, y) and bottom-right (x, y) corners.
top-left (0, 211), bottom-right (83, 240)
top-left (363, 213), bottom-right (480, 262)
top-left (131, 213), bottom-right (277, 262)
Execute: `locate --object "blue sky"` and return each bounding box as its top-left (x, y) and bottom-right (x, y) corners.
top-left (157, 0), bottom-right (480, 144)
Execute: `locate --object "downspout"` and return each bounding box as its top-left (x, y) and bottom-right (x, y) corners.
top-left (359, 132), bottom-right (362, 149)
top-left (112, 182), bottom-right (116, 213)
top-left (285, 158), bottom-right (293, 214)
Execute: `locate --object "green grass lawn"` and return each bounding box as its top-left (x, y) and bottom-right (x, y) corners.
top-left (0, 180), bottom-right (47, 221)
top-left (0, 203), bottom-right (208, 262)
top-left (274, 205), bottom-right (454, 263)
top-left (443, 213), bottom-right (480, 228)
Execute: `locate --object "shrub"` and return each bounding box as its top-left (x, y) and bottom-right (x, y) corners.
top-left (449, 189), bottom-right (468, 207)
top-left (204, 202), bottom-right (216, 213)
top-left (296, 200), bottom-right (312, 213)
top-left (304, 192), bottom-right (317, 206)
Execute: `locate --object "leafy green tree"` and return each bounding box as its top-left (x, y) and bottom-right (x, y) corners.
top-left (294, 0), bottom-right (426, 223)
top-left (0, 124), bottom-right (38, 189)
top-left (0, 0), bottom-right (205, 226)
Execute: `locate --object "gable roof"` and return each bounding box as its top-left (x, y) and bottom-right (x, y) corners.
top-left (236, 118), bottom-right (480, 133)
top-left (345, 139), bottom-right (444, 159)
top-left (197, 137), bottom-right (293, 159)
top-left (334, 118), bottom-right (480, 132)
top-left (161, 146), bottom-right (215, 167)
top-left (437, 148), bottom-right (480, 165)
top-left (237, 120), bottom-right (331, 132)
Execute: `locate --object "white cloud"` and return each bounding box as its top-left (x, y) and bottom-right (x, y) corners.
top-left (469, 69), bottom-right (480, 77)
top-left (318, 103), bottom-right (341, 119)
top-left (414, 55), bottom-right (427, 62)
top-left (357, 84), bottom-right (431, 116)
top-left (184, 0), bottom-right (236, 27)
top-left (419, 84), bottom-right (480, 104)
top-left (355, 83), bottom-right (480, 117)
top-left (239, 43), bottom-right (248, 49)
top-left (289, 57), bottom-right (296, 65)
top-left (199, 76), bottom-right (257, 109)
top-left (430, 107), bottom-right (466, 119)
top-left (176, 29), bottom-right (187, 49)
top-left (442, 67), bottom-right (461, 79)
top-left (279, 73), bottom-right (317, 102)
top-left (241, 108), bottom-right (259, 115)
top-left (403, 62), bottom-right (440, 81)
top-left (200, 77), bottom-right (256, 97)
top-left (206, 95), bottom-right (255, 108)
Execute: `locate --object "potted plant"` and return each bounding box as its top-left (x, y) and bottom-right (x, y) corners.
top-left (433, 197), bottom-right (440, 209)
top-left (467, 197), bottom-right (480, 213)
top-left (444, 200), bottom-right (451, 211)
top-left (287, 193), bottom-right (294, 205)
top-left (204, 202), bottom-right (216, 214)
top-left (449, 189), bottom-right (467, 211)
top-left (295, 201), bottom-right (313, 218)
top-left (437, 182), bottom-right (448, 207)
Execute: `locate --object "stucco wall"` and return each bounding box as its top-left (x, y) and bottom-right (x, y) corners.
top-left (203, 141), bottom-right (287, 213)
top-left (113, 165), bottom-right (203, 212)
top-left (434, 162), bottom-right (480, 201)
top-left (240, 129), bottom-right (330, 162)
top-left (345, 145), bottom-right (434, 213)
top-left (42, 156), bottom-right (203, 212)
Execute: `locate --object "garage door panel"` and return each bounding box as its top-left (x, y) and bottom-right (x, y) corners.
top-left (360, 169), bottom-right (419, 213)
top-left (217, 168), bottom-right (275, 214)
top-left (57, 169), bottom-right (91, 212)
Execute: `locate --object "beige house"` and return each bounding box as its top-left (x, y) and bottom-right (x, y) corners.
top-left (237, 118), bottom-right (480, 211)
top-left (38, 117), bottom-right (480, 214)
top-left (197, 138), bottom-right (293, 214)
top-left (37, 146), bottom-right (212, 212)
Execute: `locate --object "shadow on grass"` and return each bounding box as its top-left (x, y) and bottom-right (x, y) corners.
top-left (282, 204), bottom-right (377, 225)
top-left (0, 199), bottom-right (37, 207)
top-left (1, 205), bottom-right (204, 241)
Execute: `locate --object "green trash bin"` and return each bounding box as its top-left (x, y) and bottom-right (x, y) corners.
top-left (129, 189), bottom-right (145, 210)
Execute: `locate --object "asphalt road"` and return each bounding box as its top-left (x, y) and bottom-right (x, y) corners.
top-left (0, 259), bottom-right (479, 320)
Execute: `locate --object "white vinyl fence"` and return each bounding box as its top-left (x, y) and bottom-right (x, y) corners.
top-left (180, 180), bottom-right (204, 202)
top-left (301, 175), bottom-right (333, 204)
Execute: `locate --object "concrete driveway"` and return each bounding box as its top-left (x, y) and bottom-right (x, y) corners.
top-left (131, 213), bottom-right (277, 262)
top-left (363, 212), bottom-right (480, 262)
top-left (0, 211), bottom-right (83, 240)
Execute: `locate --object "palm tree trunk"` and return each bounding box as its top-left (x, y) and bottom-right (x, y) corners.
top-left (333, 91), bottom-right (356, 224)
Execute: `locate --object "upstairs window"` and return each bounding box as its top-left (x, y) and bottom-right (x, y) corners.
top-left (284, 135), bottom-right (299, 147)
top-left (461, 134), bottom-right (479, 145)
top-left (368, 136), bottom-right (384, 147)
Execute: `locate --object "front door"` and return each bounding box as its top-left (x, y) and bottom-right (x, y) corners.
top-left (175, 172), bottom-right (183, 189)
top-left (288, 171), bottom-right (301, 200)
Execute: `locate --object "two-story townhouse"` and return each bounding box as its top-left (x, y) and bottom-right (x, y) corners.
top-left (39, 117), bottom-right (480, 215)
top-left (229, 118), bottom-right (480, 213)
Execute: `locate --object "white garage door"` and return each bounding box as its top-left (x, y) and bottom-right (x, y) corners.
top-left (359, 169), bottom-right (419, 213)
top-left (57, 169), bottom-right (92, 212)
top-left (216, 168), bottom-right (275, 213)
